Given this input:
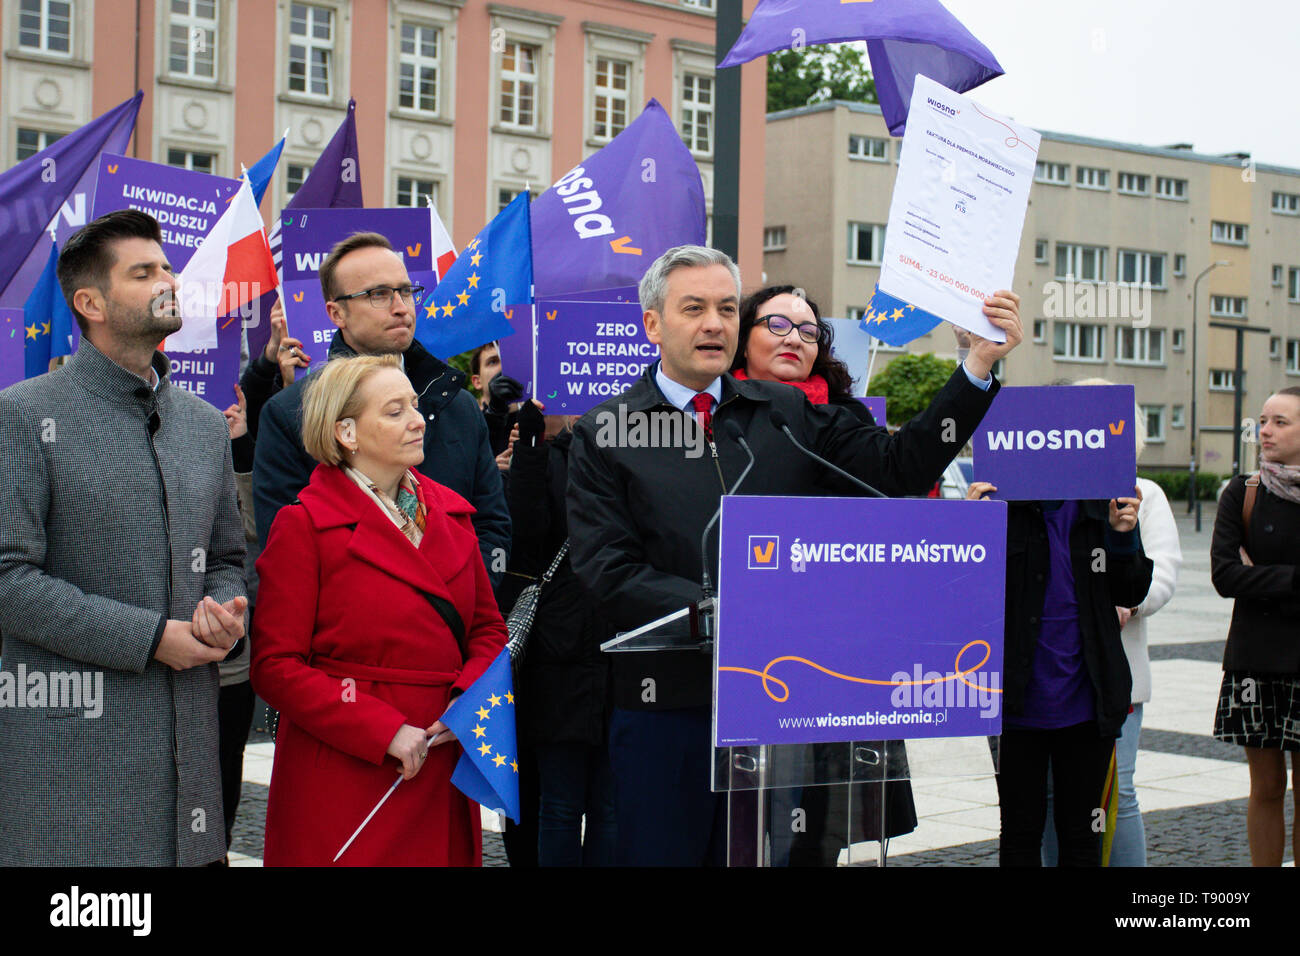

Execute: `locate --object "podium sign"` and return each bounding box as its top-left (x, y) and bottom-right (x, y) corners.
top-left (714, 496), bottom-right (1007, 747)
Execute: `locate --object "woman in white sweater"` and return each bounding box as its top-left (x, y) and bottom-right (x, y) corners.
top-left (1044, 385), bottom-right (1184, 866)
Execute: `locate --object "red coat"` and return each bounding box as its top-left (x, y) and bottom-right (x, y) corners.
top-left (251, 463), bottom-right (507, 866)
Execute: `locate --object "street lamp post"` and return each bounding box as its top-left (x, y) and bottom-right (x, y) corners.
top-left (1189, 260), bottom-right (1230, 532)
top-left (712, 0), bottom-right (744, 262)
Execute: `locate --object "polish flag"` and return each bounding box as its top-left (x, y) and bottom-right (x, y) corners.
top-left (169, 177), bottom-right (279, 351)
top-left (429, 199), bottom-right (457, 280)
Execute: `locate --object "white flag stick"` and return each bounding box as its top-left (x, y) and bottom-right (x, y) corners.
top-left (332, 731), bottom-right (449, 862)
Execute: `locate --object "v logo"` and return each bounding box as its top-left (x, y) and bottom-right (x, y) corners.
top-left (106, 164), bottom-right (119, 174)
top-left (292, 291), bottom-right (304, 303)
top-left (1108, 420), bottom-right (1126, 436)
top-left (752, 541), bottom-right (775, 564)
top-left (546, 310), bottom-right (557, 321)
top-left (406, 243), bottom-right (422, 257)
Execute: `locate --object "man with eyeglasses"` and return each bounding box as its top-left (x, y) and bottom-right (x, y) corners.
top-left (253, 232), bottom-right (509, 583)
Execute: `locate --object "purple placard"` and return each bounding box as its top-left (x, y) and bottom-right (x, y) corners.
top-left (715, 496), bottom-right (1007, 746)
top-left (92, 154), bottom-right (241, 271)
top-left (493, 304), bottom-right (534, 394)
top-left (92, 154), bottom-right (244, 409)
top-left (972, 385), bottom-right (1137, 501)
top-left (0, 308), bottom-right (23, 390)
top-left (280, 208), bottom-right (436, 351)
top-left (857, 396), bottom-right (886, 425)
top-left (534, 298), bottom-right (657, 414)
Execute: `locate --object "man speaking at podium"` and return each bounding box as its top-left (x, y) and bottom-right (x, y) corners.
top-left (566, 245), bottom-right (1021, 865)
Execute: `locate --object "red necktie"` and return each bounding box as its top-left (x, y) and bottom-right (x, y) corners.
top-left (691, 392), bottom-right (714, 441)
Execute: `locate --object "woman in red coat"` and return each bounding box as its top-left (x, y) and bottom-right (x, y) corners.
top-left (252, 354), bottom-right (507, 866)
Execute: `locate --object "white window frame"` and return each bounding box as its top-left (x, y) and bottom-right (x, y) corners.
top-left (287, 2), bottom-right (336, 99)
top-left (1287, 340), bottom-right (1300, 376)
top-left (1053, 321), bottom-right (1106, 362)
top-left (1141, 405), bottom-right (1166, 444)
top-left (284, 161), bottom-right (312, 205)
top-left (395, 174), bottom-right (439, 211)
top-left (591, 55), bottom-right (632, 142)
top-left (1272, 191), bottom-right (1300, 215)
top-left (1075, 166), bottom-right (1109, 190)
top-left (497, 39), bottom-right (540, 131)
top-left (1115, 326), bottom-right (1165, 366)
top-left (1117, 172), bottom-right (1150, 196)
top-left (1034, 239), bottom-right (1049, 263)
top-left (1032, 318), bottom-right (1047, 343)
top-left (680, 71), bottom-right (714, 157)
top-left (848, 134), bottom-right (889, 162)
top-left (1056, 242), bottom-right (1107, 282)
top-left (1155, 176), bottom-right (1187, 201)
top-left (1174, 254), bottom-right (1187, 277)
top-left (397, 20), bottom-right (441, 115)
top-left (847, 222), bottom-right (886, 266)
top-left (1171, 405), bottom-right (1185, 428)
top-left (1210, 295), bottom-right (1247, 318)
top-left (1117, 249), bottom-right (1166, 289)
top-left (1209, 369), bottom-right (1237, 392)
top-left (18, 0), bottom-right (72, 56)
top-left (1269, 336), bottom-right (1281, 360)
top-left (1034, 161), bottom-right (1068, 185)
top-left (682, 0), bottom-right (714, 8)
top-left (1272, 264), bottom-right (1284, 288)
top-left (166, 0), bottom-right (218, 81)
top-left (1211, 221), bottom-right (1248, 246)
top-left (1289, 267), bottom-right (1300, 303)
top-left (1171, 328), bottom-right (1185, 352)
top-left (763, 226), bottom-right (787, 252)
top-left (164, 146), bottom-right (218, 174)
top-left (14, 127), bottom-right (63, 162)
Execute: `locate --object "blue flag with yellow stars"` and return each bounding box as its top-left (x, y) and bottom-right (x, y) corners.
top-left (857, 283), bottom-right (944, 348)
top-left (23, 242), bottom-right (75, 380)
top-left (440, 649), bottom-right (520, 823)
top-left (414, 191), bottom-right (532, 359)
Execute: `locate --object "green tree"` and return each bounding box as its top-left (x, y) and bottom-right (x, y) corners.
top-left (767, 44), bottom-right (878, 113)
top-left (866, 353), bottom-right (958, 426)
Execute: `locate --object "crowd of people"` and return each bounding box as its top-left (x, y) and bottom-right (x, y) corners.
top-left (0, 208), bottom-right (1296, 868)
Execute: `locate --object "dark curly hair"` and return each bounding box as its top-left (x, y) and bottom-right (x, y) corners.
top-left (732, 285), bottom-right (855, 401)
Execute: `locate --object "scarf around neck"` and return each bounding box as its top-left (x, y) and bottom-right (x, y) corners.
top-left (1258, 458), bottom-right (1300, 506)
top-left (733, 368), bottom-right (830, 405)
top-left (344, 465), bottom-right (429, 546)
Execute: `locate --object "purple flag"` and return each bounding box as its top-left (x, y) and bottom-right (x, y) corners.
top-left (531, 99), bottom-right (705, 298)
top-left (0, 92), bottom-right (142, 307)
top-left (0, 309), bottom-right (24, 390)
top-left (264, 98), bottom-right (362, 358)
top-left (718, 0), bottom-right (1003, 135)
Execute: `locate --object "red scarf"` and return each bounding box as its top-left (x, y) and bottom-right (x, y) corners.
top-left (733, 368), bottom-right (829, 405)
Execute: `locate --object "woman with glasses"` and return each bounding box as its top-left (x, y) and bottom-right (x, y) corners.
top-left (730, 285), bottom-right (917, 864)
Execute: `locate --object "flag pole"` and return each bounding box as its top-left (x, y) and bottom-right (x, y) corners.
top-left (333, 731), bottom-right (448, 862)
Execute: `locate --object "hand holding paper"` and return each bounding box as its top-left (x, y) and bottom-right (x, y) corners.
top-left (963, 289), bottom-right (1023, 380)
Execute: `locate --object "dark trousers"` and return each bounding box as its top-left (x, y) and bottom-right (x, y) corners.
top-left (503, 744), bottom-right (540, 867)
top-left (608, 706), bottom-right (726, 866)
top-left (536, 742), bottom-right (617, 866)
top-left (217, 679), bottom-right (256, 850)
top-left (994, 720), bottom-right (1113, 866)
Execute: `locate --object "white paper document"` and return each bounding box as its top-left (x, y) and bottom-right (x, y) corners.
top-left (877, 74), bottom-right (1041, 342)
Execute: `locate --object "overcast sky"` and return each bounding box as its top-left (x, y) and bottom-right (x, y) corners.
top-left (937, 0), bottom-right (1297, 168)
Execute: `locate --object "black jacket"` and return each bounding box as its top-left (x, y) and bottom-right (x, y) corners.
top-left (1211, 475), bottom-right (1300, 675)
top-left (251, 331), bottom-right (511, 583)
top-left (509, 429), bottom-right (608, 746)
top-left (1002, 501), bottom-right (1153, 737)
top-left (565, 364), bottom-right (999, 710)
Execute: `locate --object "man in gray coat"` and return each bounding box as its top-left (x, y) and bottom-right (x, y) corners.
top-left (0, 210), bottom-right (247, 866)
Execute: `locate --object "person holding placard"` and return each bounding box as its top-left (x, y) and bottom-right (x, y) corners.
top-left (967, 472), bottom-right (1151, 866)
top-left (1211, 386), bottom-right (1300, 867)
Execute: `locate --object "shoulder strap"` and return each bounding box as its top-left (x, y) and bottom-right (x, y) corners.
top-left (1241, 474), bottom-right (1260, 547)
top-left (423, 592), bottom-right (468, 659)
top-left (540, 540), bottom-right (570, 585)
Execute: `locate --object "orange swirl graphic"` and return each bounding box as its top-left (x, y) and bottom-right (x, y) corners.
top-left (718, 639), bottom-right (1001, 704)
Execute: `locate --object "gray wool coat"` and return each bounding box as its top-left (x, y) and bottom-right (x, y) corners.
top-left (0, 340), bottom-right (245, 866)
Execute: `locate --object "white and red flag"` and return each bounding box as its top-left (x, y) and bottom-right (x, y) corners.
top-left (429, 198), bottom-right (457, 280)
top-left (170, 176), bottom-right (278, 351)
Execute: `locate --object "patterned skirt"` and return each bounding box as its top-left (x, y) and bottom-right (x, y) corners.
top-left (1213, 671), bottom-right (1300, 751)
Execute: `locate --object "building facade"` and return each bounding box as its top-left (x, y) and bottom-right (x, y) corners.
top-left (0, 0), bottom-right (765, 281)
top-left (765, 100), bottom-right (1300, 473)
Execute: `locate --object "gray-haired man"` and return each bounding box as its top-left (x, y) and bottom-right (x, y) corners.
top-left (0, 209), bottom-right (246, 865)
top-left (565, 245), bottom-right (1022, 864)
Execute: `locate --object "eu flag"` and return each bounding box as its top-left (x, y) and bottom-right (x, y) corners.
top-left (439, 649), bottom-right (520, 823)
top-left (23, 242), bottom-right (75, 380)
top-left (414, 191), bottom-right (532, 359)
top-left (858, 283), bottom-right (944, 348)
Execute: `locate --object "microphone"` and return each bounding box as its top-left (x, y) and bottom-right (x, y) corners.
top-left (769, 408), bottom-right (886, 498)
top-left (699, 420), bottom-right (758, 600)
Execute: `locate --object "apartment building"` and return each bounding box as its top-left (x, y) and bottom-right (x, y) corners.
top-left (763, 100), bottom-right (1300, 472)
top-left (0, 0), bottom-right (765, 278)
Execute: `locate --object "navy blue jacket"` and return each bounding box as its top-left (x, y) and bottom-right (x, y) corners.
top-left (252, 331), bottom-right (510, 584)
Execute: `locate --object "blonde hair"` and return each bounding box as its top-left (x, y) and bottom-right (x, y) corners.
top-left (301, 354), bottom-right (404, 465)
top-left (1073, 376), bottom-right (1147, 458)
